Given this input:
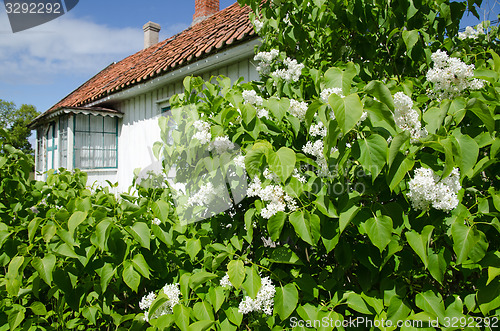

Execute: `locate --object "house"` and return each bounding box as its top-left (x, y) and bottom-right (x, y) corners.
top-left (29, 0), bottom-right (260, 192)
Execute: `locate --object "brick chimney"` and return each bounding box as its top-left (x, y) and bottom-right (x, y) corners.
top-left (143, 22), bottom-right (161, 49)
top-left (192, 0), bottom-right (219, 25)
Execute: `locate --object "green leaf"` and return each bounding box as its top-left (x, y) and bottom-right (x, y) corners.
top-left (455, 134), bottom-right (479, 178)
top-left (267, 211), bottom-right (287, 241)
top-left (428, 251), bottom-right (447, 284)
top-left (289, 210), bottom-right (313, 245)
top-left (364, 215), bottom-right (393, 252)
top-left (356, 134), bottom-right (387, 180)
top-left (225, 307), bottom-right (243, 327)
top-left (452, 222), bottom-right (488, 264)
top-left (8, 309), bottom-right (25, 331)
top-left (405, 225), bottom-right (434, 268)
top-left (388, 154), bottom-right (414, 191)
top-left (487, 267), bottom-right (500, 285)
top-left (208, 287), bottom-right (225, 313)
top-left (415, 291), bottom-right (445, 321)
top-left (346, 292), bottom-right (374, 315)
top-left (268, 147), bottom-right (296, 182)
top-left (28, 218), bottom-right (42, 243)
top-left (173, 304), bottom-right (191, 331)
top-left (54, 243), bottom-right (79, 259)
top-left (402, 30), bottom-right (419, 51)
top-left (266, 97), bottom-right (290, 121)
top-left (386, 296), bottom-right (411, 323)
top-left (242, 266), bottom-right (261, 299)
top-left (274, 284), bottom-right (299, 320)
top-left (186, 238), bottom-right (201, 261)
top-left (466, 98), bottom-right (495, 132)
top-left (268, 247), bottom-right (303, 265)
top-left (91, 219), bottom-right (112, 251)
top-left (152, 200), bottom-right (170, 223)
top-left (31, 254), bottom-right (56, 286)
top-left (30, 302), bottom-right (47, 316)
top-left (324, 63), bottom-right (356, 95)
top-left (245, 141), bottom-right (272, 178)
top-left (189, 272), bottom-right (217, 290)
top-left (364, 80), bottom-right (394, 111)
top-left (97, 264), bottom-right (115, 293)
top-left (132, 254), bottom-right (151, 279)
top-left (227, 260), bottom-right (245, 289)
top-left (7, 256), bottom-right (24, 279)
top-left (192, 302), bottom-right (214, 321)
top-left (329, 93), bottom-right (363, 134)
top-left (189, 321), bottom-right (214, 331)
top-left (68, 211), bottom-right (87, 238)
top-left (388, 131), bottom-right (410, 166)
top-left (127, 222), bottom-right (150, 250)
top-left (122, 262), bottom-right (141, 292)
top-left (477, 280), bottom-right (500, 315)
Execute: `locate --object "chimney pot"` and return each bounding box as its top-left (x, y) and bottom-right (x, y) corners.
top-left (143, 21), bottom-right (161, 49)
top-left (192, 0), bottom-right (219, 25)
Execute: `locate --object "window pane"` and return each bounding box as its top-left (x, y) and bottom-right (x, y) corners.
top-left (73, 114), bottom-right (118, 169)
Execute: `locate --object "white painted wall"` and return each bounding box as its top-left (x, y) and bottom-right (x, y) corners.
top-left (115, 54), bottom-right (259, 192)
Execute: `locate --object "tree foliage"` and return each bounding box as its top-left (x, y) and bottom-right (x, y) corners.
top-left (1, 0), bottom-right (500, 330)
top-left (0, 100), bottom-right (39, 155)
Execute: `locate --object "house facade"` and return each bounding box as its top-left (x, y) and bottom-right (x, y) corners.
top-left (30, 0), bottom-right (260, 192)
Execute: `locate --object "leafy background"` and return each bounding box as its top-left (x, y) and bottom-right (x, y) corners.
top-left (1, 0), bottom-right (499, 330)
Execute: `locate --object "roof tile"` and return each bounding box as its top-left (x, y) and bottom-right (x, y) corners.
top-left (41, 2), bottom-right (255, 119)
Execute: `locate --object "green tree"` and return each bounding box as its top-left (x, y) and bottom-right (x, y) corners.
top-left (0, 100), bottom-right (39, 155)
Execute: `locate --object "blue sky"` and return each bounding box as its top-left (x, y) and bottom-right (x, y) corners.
top-left (0, 0), bottom-right (498, 119)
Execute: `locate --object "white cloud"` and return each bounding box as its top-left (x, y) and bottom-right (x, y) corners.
top-left (0, 11), bottom-right (187, 85)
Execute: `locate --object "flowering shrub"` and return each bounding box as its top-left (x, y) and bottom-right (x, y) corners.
top-left (1, 0), bottom-right (499, 330)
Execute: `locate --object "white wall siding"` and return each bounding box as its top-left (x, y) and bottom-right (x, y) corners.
top-left (95, 55), bottom-right (257, 192)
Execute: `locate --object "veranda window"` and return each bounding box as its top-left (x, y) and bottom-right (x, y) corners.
top-left (74, 114), bottom-right (118, 169)
top-left (59, 116), bottom-right (68, 169)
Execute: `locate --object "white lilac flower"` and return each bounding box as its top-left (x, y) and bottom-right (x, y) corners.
top-left (220, 274), bottom-right (233, 288)
top-left (209, 136), bottom-right (234, 154)
top-left (257, 108), bottom-right (270, 119)
top-left (152, 218), bottom-right (161, 225)
top-left (234, 155), bottom-right (246, 169)
top-left (263, 168), bottom-right (280, 182)
top-left (393, 92), bottom-right (423, 140)
top-left (358, 111), bottom-right (368, 123)
top-left (289, 99), bottom-right (308, 121)
top-left (407, 167), bottom-right (461, 212)
top-left (238, 276), bottom-right (276, 315)
top-left (271, 57), bottom-right (304, 83)
top-left (303, 140), bottom-right (329, 177)
top-left (140, 283), bottom-right (181, 322)
top-left (246, 177), bottom-right (297, 219)
top-left (162, 283), bottom-right (181, 310)
top-left (261, 236), bottom-right (277, 248)
top-left (186, 182), bottom-right (218, 207)
top-left (292, 168), bottom-right (306, 183)
top-left (243, 90), bottom-right (264, 107)
top-left (253, 19), bottom-right (264, 33)
top-left (320, 88), bottom-right (344, 103)
top-left (458, 24), bottom-right (485, 40)
top-left (426, 50), bottom-right (485, 100)
top-left (254, 49), bottom-right (279, 75)
top-left (139, 292), bottom-right (157, 311)
top-left (193, 120), bottom-right (211, 144)
top-left (309, 121), bottom-right (327, 138)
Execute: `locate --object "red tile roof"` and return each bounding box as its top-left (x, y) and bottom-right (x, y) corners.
top-left (38, 2), bottom-right (255, 122)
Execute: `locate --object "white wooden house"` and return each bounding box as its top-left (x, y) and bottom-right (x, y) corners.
top-left (29, 0), bottom-right (259, 192)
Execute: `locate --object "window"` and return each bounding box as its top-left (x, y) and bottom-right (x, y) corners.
top-left (74, 114), bottom-right (118, 169)
top-left (46, 122), bottom-right (57, 170)
top-left (35, 127), bottom-right (45, 172)
top-left (59, 116), bottom-right (68, 169)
